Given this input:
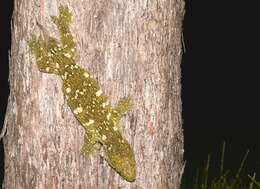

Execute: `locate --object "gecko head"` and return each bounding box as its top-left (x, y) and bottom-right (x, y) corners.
top-left (105, 139), bottom-right (136, 182)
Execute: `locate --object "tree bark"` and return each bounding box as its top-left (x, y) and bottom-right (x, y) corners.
top-left (3, 0), bottom-right (185, 188)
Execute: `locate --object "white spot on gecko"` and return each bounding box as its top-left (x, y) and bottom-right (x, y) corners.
top-left (113, 126), bottom-right (118, 131)
top-left (62, 72), bottom-right (69, 80)
top-left (66, 88), bottom-right (71, 93)
top-left (95, 89), bottom-right (102, 97)
top-left (106, 112), bottom-right (111, 120)
top-left (102, 135), bottom-right (107, 140)
top-left (83, 72), bottom-right (89, 78)
top-left (64, 52), bottom-right (71, 58)
top-left (102, 101), bottom-right (109, 108)
top-left (84, 119), bottom-right (95, 126)
top-left (73, 107), bottom-right (83, 114)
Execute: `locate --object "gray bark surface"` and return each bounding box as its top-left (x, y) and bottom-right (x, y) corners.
top-left (3, 0), bottom-right (185, 188)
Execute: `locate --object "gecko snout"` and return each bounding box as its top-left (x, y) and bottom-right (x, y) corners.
top-left (105, 141), bottom-right (136, 182)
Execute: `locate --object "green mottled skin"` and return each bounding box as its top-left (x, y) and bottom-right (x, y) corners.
top-left (28, 6), bottom-right (136, 182)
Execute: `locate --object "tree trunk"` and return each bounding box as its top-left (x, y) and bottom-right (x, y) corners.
top-left (3, 0), bottom-right (185, 188)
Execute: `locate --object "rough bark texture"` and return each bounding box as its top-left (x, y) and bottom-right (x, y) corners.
top-left (3, 0), bottom-right (185, 188)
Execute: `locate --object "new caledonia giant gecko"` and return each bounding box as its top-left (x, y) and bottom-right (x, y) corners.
top-left (28, 5), bottom-right (136, 182)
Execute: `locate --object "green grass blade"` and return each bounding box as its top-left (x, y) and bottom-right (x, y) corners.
top-left (235, 150), bottom-right (249, 179)
top-left (220, 141), bottom-right (226, 176)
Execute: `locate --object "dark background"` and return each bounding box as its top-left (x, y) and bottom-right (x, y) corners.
top-left (0, 0), bottom-right (259, 186)
top-left (182, 0), bottom-right (259, 184)
top-left (0, 0), bottom-right (12, 186)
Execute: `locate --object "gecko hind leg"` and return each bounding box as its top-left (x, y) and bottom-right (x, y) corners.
top-left (28, 35), bottom-right (60, 75)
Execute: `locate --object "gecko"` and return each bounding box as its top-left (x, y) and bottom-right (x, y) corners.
top-left (28, 5), bottom-right (136, 182)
